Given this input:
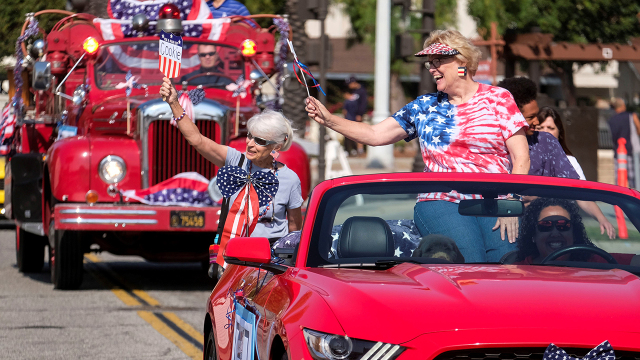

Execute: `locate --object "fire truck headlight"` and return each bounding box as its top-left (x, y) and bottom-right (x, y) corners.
top-left (99, 155), bottom-right (126, 184)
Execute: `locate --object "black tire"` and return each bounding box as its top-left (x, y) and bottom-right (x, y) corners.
top-left (204, 329), bottom-right (217, 360)
top-left (50, 223), bottom-right (84, 290)
top-left (16, 226), bottom-right (45, 273)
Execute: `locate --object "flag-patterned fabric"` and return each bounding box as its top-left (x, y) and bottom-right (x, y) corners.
top-left (93, 18), bottom-right (230, 41)
top-left (105, 0), bottom-right (212, 36)
top-left (392, 83), bottom-right (527, 203)
top-left (415, 42), bottom-right (461, 57)
top-left (216, 165), bottom-right (279, 208)
top-left (0, 104), bottom-right (16, 155)
top-left (215, 165), bottom-right (279, 267)
top-left (544, 341), bottom-right (614, 360)
top-left (122, 172), bottom-right (216, 206)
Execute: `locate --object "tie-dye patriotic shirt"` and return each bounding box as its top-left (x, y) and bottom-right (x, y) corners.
top-left (393, 83), bottom-right (527, 203)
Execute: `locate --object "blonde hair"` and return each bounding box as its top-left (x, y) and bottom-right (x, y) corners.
top-left (423, 30), bottom-right (482, 76)
top-left (246, 110), bottom-right (295, 151)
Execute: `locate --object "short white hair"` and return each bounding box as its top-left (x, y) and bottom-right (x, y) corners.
top-left (246, 110), bottom-right (295, 151)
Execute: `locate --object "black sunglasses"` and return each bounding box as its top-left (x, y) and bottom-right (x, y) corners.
top-left (537, 219), bottom-right (572, 233)
top-left (198, 52), bottom-right (217, 58)
top-left (247, 133), bottom-right (278, 147)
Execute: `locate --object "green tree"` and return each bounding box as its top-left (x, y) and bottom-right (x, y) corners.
top-left (335, 0), bottom-right (458, 109)
top-left (0, 0), bottom-right (67, 59)
top-left (468, 0), bottom-right (640, 105)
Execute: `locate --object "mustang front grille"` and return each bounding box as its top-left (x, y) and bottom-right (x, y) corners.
top-left (149, 120), bottom-right (220, 186)
top-left (433, 348), bottom-right (640, 360)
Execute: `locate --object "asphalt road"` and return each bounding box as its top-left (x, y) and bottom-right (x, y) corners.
top-left (0, 229), bottom-right (214, 359)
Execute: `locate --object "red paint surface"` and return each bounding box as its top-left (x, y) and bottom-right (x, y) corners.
top-left (205, 175), bottom-right (640, 360)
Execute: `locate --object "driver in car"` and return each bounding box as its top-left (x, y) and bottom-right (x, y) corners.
top-left (180, 44), bottom-right (232, 86)
top-left (514, 198), bottom-right (639, 265)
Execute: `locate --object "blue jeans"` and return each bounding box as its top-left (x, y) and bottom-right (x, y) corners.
top-left (413, 200), bottom-right (516, 263)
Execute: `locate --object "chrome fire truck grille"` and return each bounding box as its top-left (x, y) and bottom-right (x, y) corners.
top-left (433, 348), bottom-right (640, 360)
top-left (149, 120), bottom-right (220, 185)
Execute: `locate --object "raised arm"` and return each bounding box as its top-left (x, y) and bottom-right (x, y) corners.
top-left (305, 97), bottom-right (407, 146)
top-left (160, 77), bottom-right (228, 167)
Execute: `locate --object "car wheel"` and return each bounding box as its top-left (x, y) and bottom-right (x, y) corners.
top-left (50, 221), bottom-right (84, 290)
top-left (16, 225), bottom-right (45, 273)
top-left (204, 329), bottom-right (217, 360)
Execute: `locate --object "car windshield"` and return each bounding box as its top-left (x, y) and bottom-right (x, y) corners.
top-left (94, 41), bottom-right (243, 90)
top-left (306, 180), bottom-right (640, 274)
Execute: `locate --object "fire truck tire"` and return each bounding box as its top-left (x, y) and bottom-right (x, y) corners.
top-left (51, 230), bottom-right (84, 290)
top-left (16, 226), bottom-right (45, 273)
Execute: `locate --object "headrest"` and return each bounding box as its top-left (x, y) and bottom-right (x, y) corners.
top-left (338, 216), bottom-right (394, 259)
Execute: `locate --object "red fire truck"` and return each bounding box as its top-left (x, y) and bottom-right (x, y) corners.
top-left (6, 7), bottom-right (310, 289)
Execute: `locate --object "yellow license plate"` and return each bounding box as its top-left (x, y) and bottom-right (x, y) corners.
top-left (170, 211), bottom-right (205, 228)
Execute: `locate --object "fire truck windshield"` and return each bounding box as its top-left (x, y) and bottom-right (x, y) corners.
top-left (95, 41), bottom-right (244, 90)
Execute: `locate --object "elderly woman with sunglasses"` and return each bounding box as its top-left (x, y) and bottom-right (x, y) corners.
top-left (514, 198), bottom-right (639, 265)
top-left (306, 30), bottom-right (530, 263)
top-left (160, 77), bottom-right (304, 240)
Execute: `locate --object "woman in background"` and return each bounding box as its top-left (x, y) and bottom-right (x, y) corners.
top-left (537, 107), bottom-right (585, 180)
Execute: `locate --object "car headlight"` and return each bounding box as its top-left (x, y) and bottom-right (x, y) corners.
top-left (303, 328), bottom-right (404, 360)
top-left (98, 155), bottom-right (126, 184)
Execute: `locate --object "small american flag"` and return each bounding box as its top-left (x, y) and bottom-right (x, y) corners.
top-left (159, 30), bottom-right (183, 78)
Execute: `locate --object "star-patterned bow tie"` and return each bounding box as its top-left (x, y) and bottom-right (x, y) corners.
top-left (216, 165), bottom-right (279, 208)
top-left (544, 341), bottom-right (615, 360)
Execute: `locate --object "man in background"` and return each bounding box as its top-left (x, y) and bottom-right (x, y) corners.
top-left (342, 76), bottom-right (368, 156)
top-left (180, 44), bottom-right (232, 87)
top-left (608, 98), bottom-right (640, 188)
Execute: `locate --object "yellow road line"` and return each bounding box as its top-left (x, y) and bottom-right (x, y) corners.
top-left (84, 253), bottom-right (101, 263)
top-left (84, 254), bottom-right (204, 358)
top-left (162, 312), bottom-right (204, 344)
top-left (138, 311), bottom-right (203, 360)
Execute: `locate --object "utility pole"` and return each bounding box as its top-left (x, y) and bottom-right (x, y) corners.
top-left (366, 0), bottom-right (394, 169)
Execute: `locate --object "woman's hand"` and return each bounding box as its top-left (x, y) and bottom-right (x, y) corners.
top-left (492, 217), bottom-right (519, 243)
top-left (305, 96), bottom-right (333, 126)
top-left (159, 77), bottom-right (178, 105)
top-left (599, 218), bottom-right (616, 239)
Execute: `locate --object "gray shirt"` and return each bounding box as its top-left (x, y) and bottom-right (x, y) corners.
top-left (225, 148), bottom-right (304, 239)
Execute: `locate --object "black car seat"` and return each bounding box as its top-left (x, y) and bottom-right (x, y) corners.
top-left (500, 250), bottom-right (519, 264)
top-left (337, 216), bottom-right (395, 258)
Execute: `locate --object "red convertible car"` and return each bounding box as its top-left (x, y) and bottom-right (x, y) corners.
top-left (203, 173), bottom-right (640, 360)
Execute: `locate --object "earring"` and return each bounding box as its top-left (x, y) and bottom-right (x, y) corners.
top-left (458, 67), bottom-right (467, 77)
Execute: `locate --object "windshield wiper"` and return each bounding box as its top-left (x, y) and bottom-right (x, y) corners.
top-left (374, 259), bottom-right (422, 267)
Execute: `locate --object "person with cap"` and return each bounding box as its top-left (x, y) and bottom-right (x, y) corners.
top-left (305, 29), bottom-right (530, 263)
top-left (342, 75), bottom-right (368, 156)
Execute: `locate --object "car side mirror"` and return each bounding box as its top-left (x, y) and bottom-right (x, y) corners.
top-left (458, 199), bottom-right (523, 217)
top-left (223, 237), bottom-right (287, 274)
top-left (32, 61), bottom-right (51, 91)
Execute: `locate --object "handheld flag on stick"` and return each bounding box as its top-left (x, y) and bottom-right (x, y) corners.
top-left (159, 30), bottom-right (183, 100)
top-left (286, 39), bottom-right (326, 97)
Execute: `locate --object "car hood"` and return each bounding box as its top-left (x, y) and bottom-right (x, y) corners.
top-left (296, 264), bottom-right (640, 344)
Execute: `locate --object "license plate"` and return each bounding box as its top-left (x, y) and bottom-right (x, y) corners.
top-left (170, 211), bottom-right (205, 228)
